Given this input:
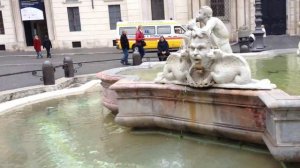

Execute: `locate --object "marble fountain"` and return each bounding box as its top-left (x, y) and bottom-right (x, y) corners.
top-left (97, 6), bottom-right (300, 162)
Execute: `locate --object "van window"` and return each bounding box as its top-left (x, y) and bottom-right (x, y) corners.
top-left (174, 26), bottom-right (185, 34)
top-left (143, 26), bottom-right (155, 35)
top-left (157, 26), bottom-right (171, 34)
top-left (119, 27), bottom-right (136, 35)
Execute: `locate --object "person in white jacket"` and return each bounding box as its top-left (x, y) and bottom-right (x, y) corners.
top-left (261, 25), bottom-right (266, 37)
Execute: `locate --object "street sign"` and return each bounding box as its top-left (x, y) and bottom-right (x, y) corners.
top-left (20, 0), bottom-right (44, 21)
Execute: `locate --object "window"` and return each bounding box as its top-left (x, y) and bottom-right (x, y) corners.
top-left (0, 11), bottom-right (4, 34)
top-left (210, 0), bottom-right (224, 17)
top-left (0, 44), bottom-right (5, 50)
top-left (208, 0), bottom-right (230, 21)
top-left (67, 7), bottom-right (81, 31)
top-left (157, 26), bottom-right (171, 34)
top-left (72, 41), bottom-right (81, 48)
top-left (143, 26), bottom-right (155, 35)
top-left (174, 26), bottom-right (185, 34)
top-left (151, 0), bottom-right (165, 20)
top-left (108, 5), bottom-right (121, 30)
top-left (119, 27), bottom-right (136, 35)
top-left (119, 27), bottom-right (136, 39)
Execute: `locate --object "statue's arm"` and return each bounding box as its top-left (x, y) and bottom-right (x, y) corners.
top-left (200, 18), bottom-right (217, 35)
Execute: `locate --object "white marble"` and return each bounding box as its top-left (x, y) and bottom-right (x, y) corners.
top-left (155, 6), bottom-right (276, 90)
top-left (190, 6), bottom-right (232, 53)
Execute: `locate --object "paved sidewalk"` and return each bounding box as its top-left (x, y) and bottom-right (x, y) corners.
top-left (0, 47), bottom-right (122, 57)
top-left (232, 35), bottom-right (300, 52)
top-left (1, 35), bottom-right (299, 57)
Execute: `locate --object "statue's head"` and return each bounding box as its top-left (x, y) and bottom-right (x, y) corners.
top-left (196, 6), bottom-right (213, 22)
top-left (188, 32), bottom-right (211, 62)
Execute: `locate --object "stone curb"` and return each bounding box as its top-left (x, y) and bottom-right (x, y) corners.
top-left (0, 74), bottom-right (98, 103)
top-left (0, 79), bottom-right (101, 115)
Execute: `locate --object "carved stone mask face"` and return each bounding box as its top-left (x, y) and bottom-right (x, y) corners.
top-left (189, 36), bottom-right (211, 62)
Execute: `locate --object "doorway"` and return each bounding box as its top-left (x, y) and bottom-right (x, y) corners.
top-left (22, 2), bottom-right (48, 46)
top-left (261, 0), bottom-right (286, 35)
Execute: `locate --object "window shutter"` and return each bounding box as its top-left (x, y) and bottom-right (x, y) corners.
top-left (67, 8), bottom-right (75, 31)
top-left (0, 11), bottom-right (4, 34)
top-left (74, 8), bottom-right (81, 31)
top-left (108, 5), bottom-right (121, 30)
top-left (151, 0), bottom-right (165, 20)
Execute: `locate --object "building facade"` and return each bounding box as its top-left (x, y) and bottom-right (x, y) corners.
top-left (0, 0), bottom-right (299, 51)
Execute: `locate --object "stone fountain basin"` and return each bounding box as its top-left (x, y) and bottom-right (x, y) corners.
top-left (96, 59), bottom-right (300, 162)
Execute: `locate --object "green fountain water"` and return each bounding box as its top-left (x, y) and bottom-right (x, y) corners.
top-left (0, 87), bottom-right (290, 168)
top-left (119, 54), bottom-right (300, 95)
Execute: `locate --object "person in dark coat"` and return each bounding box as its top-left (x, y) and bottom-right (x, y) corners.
top-left (157, 36), bottom-right (170, 61)
top-left (43, 35), bottom-right (52, 58)
top-left (33, 35), bottom-right (43, 59)
top-left (120, 30), bottom-right (130, 65)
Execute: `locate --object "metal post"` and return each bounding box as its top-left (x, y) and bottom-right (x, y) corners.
top-left (251, 0), bottom-right (265, 52)
top-left (42, 60), bottom-right (55, 85)
top-left (63, 57), bottom-right (74, 77)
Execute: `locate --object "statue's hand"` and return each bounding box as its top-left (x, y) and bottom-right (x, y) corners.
top-left (212, 49), bottom-right (224, 59)
top-left (187, 19), bottom-right (197, 30)
top-left (194, 29), bottom-right (204, 37)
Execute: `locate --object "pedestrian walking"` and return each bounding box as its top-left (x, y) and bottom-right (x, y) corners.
top-left (33, 35), bottom-right (43, 59)
top-left (43, 35), bottom-right (52, 58)
top-left (135, 25), bottom-right (145, 58)
top-left (120, 30), bottom-right (130, 65)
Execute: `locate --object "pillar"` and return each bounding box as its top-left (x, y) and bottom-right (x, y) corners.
top-left (11, 0), bottom-right (26, 50)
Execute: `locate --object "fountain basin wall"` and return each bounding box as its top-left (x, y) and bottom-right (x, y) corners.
top-left (97, 61), bottom-right (300, 162)
top-left (97, 72), bottom-right (121, 115)
top-left (112, 81), bottom-right (266, 143)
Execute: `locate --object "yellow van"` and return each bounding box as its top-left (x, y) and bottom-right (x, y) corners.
top-left (115, 20), bottom-right (186, 51)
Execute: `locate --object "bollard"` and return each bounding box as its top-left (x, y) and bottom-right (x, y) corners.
top-left (63, 57), bottom-right (74, 77)
top-left (238, 26), bottom-right (251, 53)
top-left (240, 44), bottom-right (250, 53)
top-left (42, 60), bottom-right (55, 85)
top-left (132, 47), bottom-right (142, 65)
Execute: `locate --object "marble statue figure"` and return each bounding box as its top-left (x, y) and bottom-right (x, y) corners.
top-left (188, 6), bottom-right (233, 53)
top-left (155, 6), bottom-right (276, 90)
